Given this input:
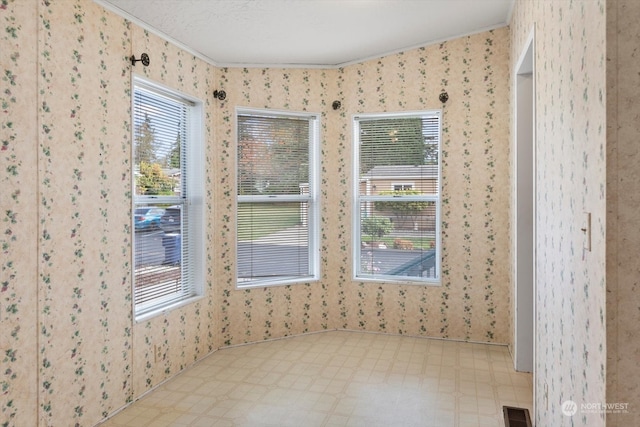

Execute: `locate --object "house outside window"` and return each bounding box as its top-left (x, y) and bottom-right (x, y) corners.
top-left (353, 111), bottom-right (441, 283)
top-left (236, 108), bottom-right (320, 288)
top-left (132, 78), bottom-right (204, 319)
top-left (393, 183), bottom-right (414, 191)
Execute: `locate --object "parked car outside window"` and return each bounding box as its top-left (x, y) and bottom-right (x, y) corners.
top-left (134, 207), bottom-right (165, 231)
top-left (159, 206), bottom-right (181, 233)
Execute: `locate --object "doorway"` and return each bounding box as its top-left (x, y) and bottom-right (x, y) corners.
top-left (514, 31), bottom-right (535, 373)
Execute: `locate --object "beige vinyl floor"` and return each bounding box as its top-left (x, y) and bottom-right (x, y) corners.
top-left (99, 330), bottom-right (533, 427)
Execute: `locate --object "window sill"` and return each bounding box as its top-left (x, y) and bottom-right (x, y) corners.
top-left (135, 295), bottom-right (204, 323)
top-left (353, 277), bottom-right (441, 286)
top-left (236, 277), bottom-right (320, 290)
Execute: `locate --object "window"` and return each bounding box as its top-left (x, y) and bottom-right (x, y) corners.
top-left (236, 108), bottom-right (319, 288)
top-left (353, 111), bottom-right (441, 283)
top-left (132, 78), bottom-right (204, 319)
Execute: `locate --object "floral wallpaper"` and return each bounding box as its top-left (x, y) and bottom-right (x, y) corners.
top-left (213, 66), bottom-right (334, 346)
top-left (4, 0), bottom-right (513, 425)
top-left (1, 1), bottom-right (38, 426)
top-left (129, 25), bottom-right (216, 400)
top-left (36, 0), bottom-right (134, 424)
top-left (8, 0), bottom-right (631, 426)
top-left (3, 0), bottom-right (217, 425)
top-left (511, 1), bottom-right (609, 426)
top-left (212, 28), bottom-right (511, 349)
top-left (337, 32), bottom-right (511, 343)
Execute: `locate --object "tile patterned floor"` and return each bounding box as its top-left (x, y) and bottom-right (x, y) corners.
top-left (100, 331), bottom-right (532, 427)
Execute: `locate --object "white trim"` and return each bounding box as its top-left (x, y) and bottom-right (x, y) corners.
top-left (217, 24), bottom-right (511, 69)
top-left (131, 75), bottom-right (205, 321)
top-left (352, 110), bottom-right (442, 285)
top-left (94, 0), bottom-right (218, 67)
top-left (513, 26), bottom-right (536, 375)
top-left (505, 0), bottom-right (517, 28)
top-left (363, 175), bottom-right (436, 181)
top-left (235, 107), bottom-right (321, 289)
top-left (95, 0), bottom-right (509, 69)
top-left (354, 110), bottom-right (442, 121)
top-left (337, 24), bottom-right (510, 69)
top-left (235, 107), bottom-right (318, 121)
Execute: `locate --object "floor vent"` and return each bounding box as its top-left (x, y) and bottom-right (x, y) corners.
top-left (503, 406), bottom-right (532, 427)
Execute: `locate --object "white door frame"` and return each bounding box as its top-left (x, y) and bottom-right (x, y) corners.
top-left (514, 28), bottom-right (536, 374)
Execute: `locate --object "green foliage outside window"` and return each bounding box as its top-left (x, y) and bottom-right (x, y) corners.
top-left (361, 216), bottom-right (394, 240)
top-left (136, 161), bottom-right (175, 195)
top-left (374, 190), bottom-right (431, 229)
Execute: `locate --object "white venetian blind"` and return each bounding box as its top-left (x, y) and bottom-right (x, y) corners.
top-left (355, 111), bottom-right (441, 282)
top-left (133, 82), bottom-right (198, 316)
top-left (237, 110), bottom-right (318, 287)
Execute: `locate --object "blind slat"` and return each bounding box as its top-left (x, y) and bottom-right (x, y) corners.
top-left (355, 112), bottom-right (441, 282)
top-left (237, 109), bottom-right (318, 287)
top-left (238, 114), bottom-right (310, 196)
top-left (133, 81), bottom-right (199, 317)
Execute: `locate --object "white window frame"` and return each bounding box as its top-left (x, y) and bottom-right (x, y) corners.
top-left (352, 110), bottom-right (441, 285)
top-left (235, 107), bottom-right (320, 289)
top-left (132, 76), bottom-right (205, 321)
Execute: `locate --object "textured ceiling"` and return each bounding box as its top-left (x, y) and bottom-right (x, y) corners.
top-left (97, 0), bottom-right (514, 67)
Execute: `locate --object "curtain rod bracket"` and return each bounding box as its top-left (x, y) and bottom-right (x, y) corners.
top-left (130, 53), bottom-right (150, 67)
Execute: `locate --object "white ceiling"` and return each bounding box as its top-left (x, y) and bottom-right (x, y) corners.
top-left (97, 0), bottom-right (514, 68)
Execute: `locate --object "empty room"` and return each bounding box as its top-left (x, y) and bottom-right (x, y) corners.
top-left (1, 0), bottom-right (638, 426)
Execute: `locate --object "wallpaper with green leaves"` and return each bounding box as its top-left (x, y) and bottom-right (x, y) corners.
top-left (2, 1), bottom-right (39, 426)
top-left (212, 29), bottom-right (511, 349)
top-left (511, 1), bottom-right (609, 426)
top-left (3, 0), bottom-right (515, 425)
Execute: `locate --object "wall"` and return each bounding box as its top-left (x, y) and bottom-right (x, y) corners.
top-left (128, 26), bottom-right (217, 399)
top-left (510, 1), bottom-right (608, 426)
top-left (2, 1), bottom-right (218, 425)
top-left (336, 32), bottom-right (511, 342)
top-left (214, 28), bottom-right (511, 346)
top-left (1, 1), bottom-right (39, 426)
top-left (213, 66), bottom-right (336, 345)
top-left (606, 0), bottom-right (640, 425)
top-left (1, 0), bottom-right (511, 426)
top-left (36, 2), bottom-right (134, 423)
